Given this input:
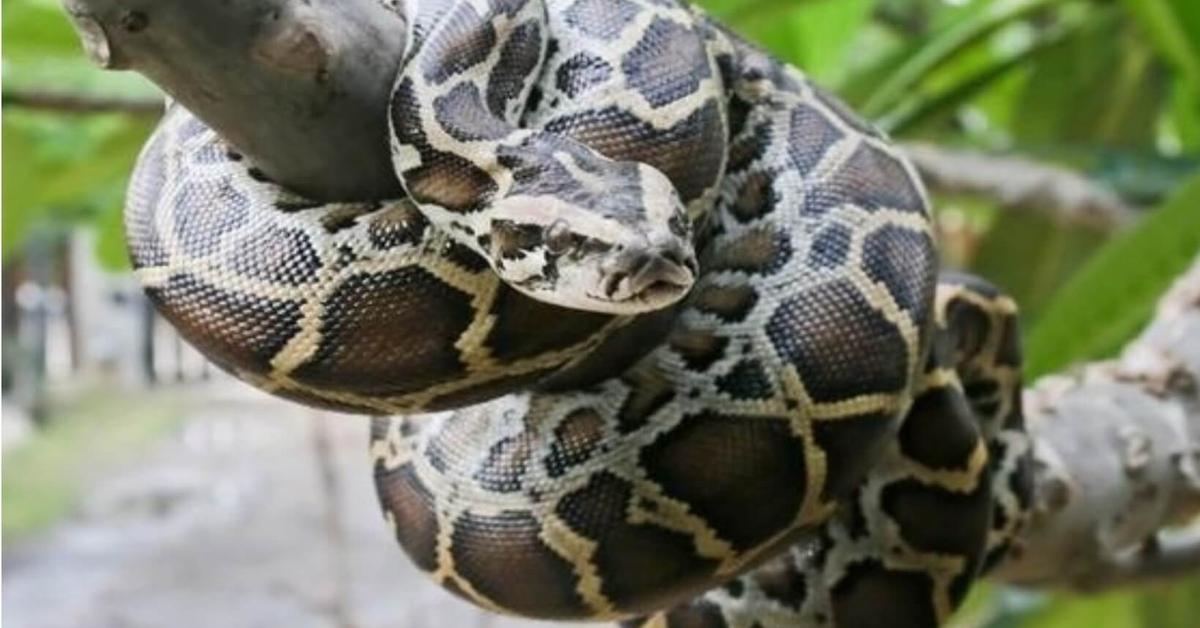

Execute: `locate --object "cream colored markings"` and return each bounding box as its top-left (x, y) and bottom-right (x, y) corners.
top-left (570, 4), bottom-right (722, 131)
top-left (404, 1), bottom-right (551, 229)
top-left (936, 286), bottom-right (1029, 551)
top-left (539, 0), bottom-right (728, 216)
top-left (370, 417), bottom-right (416, 472)
top-left (257, 206), bottom-right (630, 410)
top-left (903, 368), bottom-right (989, 493)
top-left (537, 513), bottom-right (615, 616)
top-left (138, 123), bottom-right (624, 414)
top-left (135, 126), bottom-right (262, 292)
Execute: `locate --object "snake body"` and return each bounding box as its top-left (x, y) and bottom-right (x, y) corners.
top-left (125, 0), bottom-right (1034, 625)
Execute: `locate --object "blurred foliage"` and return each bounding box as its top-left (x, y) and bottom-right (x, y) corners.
top-left (3, 0), bottom-right (1200, 625)
top-left (3, 0), bottom-right (158, 267)
top-left (1026, 172), bottom-right (1200, 377)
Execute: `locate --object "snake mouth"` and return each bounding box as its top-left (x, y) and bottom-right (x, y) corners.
top-left (597, 246), bottom-right (697, 306)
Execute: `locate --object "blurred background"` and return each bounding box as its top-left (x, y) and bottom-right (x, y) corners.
top-left (3, 0), bottom-right (1200, 626)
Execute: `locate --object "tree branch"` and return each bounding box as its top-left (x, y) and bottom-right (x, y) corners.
top-left (60, 0), bottom-right (405, 201)
top-left (902, 141), bottom-right (1136, 230)
top-left (993, 254), bottom-right (1200, 589)
top-left (1, 89), bottom-right (163, 115)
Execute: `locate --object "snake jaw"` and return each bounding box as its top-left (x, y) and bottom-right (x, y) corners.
top-left (594, 240), bottom-right (697, 310)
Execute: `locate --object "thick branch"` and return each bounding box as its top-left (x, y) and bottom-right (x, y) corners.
top-left (993, 255), bottom-right (1200, 589)
top-left (61, 0), bottom-right (405, 201)
top-left (1, 89), bottom-right (163, 115)
top-left (902, 142), bottom-right (1136, 230)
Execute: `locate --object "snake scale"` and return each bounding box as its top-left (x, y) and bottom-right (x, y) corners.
top-left (124, 0), bottom-right (1035, 625)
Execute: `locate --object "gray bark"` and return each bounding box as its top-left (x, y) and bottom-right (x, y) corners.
top-left (61, 0), bottom-right (406, 201)
top-left (994, 255), bottom-right (1200, 590)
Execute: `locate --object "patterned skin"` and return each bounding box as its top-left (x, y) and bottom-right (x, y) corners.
top-left (124, 0), bottom-right (1033, 626)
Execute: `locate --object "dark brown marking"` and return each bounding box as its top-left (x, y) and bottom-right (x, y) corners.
top-left (641, 412), bottom-right (806, 550)
top-left (542, 102), bottom-right (726, 204)
top-left (808, 223), bottom-right (853, 269)
top-left (374, 462), bottom-right (440, 571)
top-left (367, 202), bottom-right (431, 250)
top-left (555, 473), bottom-right (721, 613)
top-left (787, 104), bottom-right (845, 175)
top-left (692, 284), bottom-right (759, 323)
top-left (555, 52), bottom-right (614, 98)
top-left (485, 285), bottom-right (613, 362)
top-left (290, 267), bottom-right (472, 396)
top-left (487, 20), bottom-right (544, 117)
top-left (450, 510), bottom-right (586, 617)
top-left (862, 226), bottom-right (937, 316)
top-left (811, 412), bottom-right (895, 501)
top-left (616, 367), bottom-right (676, 433)
top-left (476, 432), bottom-right (537, 492)
top-left (766, 278), bottom-right (910, 402)
top-left (715, 359), bottom-right (774, 400)
top-left (421, 3), bottom-right (497, 85)
top-left (146, 274), bottom-right (301, 376)
top-left (730, 170), bottom-right (777, 223)
top-left (435, 83), bottom-right (510, 141)
top-left (623, 17), bottom-right (712, 108)
top-left (403, 148), bottom-right (498, 213)
top-left (172, 180), bottom-right (251, 258)
top-left (668, 328), bottom-right (729, 371)
top-left (806, 142), bottom-right (926, 216)
top-left (545, 408), bottom-right (606, 477)
top-left (227, 225), bottom-right (321, 286)
top-left (899, 385), bottom-right (982, 471)
top-left (751, 560), bottom-right (808, 610)
top-left (708, 225), bottom-right (791, 275)
top-left (832, 561), bottom-right (938, 628)
top-left (881, 476), bottom-right (992, 560)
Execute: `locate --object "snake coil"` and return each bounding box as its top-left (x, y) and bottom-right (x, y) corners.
top-left (125, 0), bottom-right (1034, 625)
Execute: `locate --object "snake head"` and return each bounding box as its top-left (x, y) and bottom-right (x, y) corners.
top-left (484, 163), bottom-right (697, 314)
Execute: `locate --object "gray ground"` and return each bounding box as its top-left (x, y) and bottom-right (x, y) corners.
top-left (3, 382), bottom-right (590, 628)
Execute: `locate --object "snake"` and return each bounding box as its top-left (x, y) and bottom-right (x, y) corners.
top-left (123, 0), bottom-right (1035, 625)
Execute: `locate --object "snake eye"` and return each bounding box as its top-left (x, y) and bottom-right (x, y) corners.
top-left (667, 212), bottom-right (689, 238)
top-left (543, 219), bottom-right (575, 254)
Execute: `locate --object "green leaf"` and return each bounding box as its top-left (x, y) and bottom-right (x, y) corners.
top-left (971, 207), bottom-right (1110, 325)
top-left (884, 15), bottom-right (1077, 136)
top-left (1119, 0), bottom-right (1200, 85)
top-left (708, 0), bottom-right (875, 83)
top-left (857, 0), bottom-right (1063, 118)
top-left (2, 0), bottom-right (84, 60)
top-left (2, 111), bottom-right (154, 261)
top-left (2, 0), bottom-right (160, 99)
top-left (1025, 172), bottom-right (1200, 378)
top-left (1013, 11), bottom-right (1167, 151)
top-left (1, 121), bottom-right (45, 258)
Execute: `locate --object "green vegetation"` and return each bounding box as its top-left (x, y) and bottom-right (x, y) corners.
top-left (2, 390), bottom-right (185, 540)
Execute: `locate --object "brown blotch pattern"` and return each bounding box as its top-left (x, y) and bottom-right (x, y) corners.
top-left (450, 510), bottom-right (587, 617)
top-left (545, 408), bottom-right (607, 477)
top-left (375, 463), bottom-right (440, 571)
top-left (641, 412), bottom-right (807, 550)
top-left (290, 267), bottom-right (472, 396)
